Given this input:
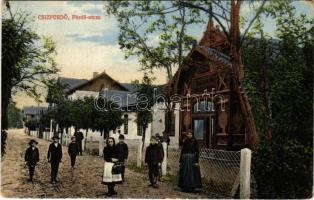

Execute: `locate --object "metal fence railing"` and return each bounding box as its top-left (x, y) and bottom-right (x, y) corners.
top-left (164, 148), bottom-right (241, 198)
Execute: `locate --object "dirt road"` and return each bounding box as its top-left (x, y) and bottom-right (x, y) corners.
top-left (1, 129), bottom-right (208, 198)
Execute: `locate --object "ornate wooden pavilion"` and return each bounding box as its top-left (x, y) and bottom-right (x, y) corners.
top-left (169, 21), bottom-right (248, 150)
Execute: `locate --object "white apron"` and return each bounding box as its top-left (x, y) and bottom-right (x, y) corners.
top-left (102, 161), bottom-right (122, 184)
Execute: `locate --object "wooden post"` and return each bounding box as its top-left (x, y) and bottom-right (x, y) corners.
top-left (162, 142), bottom-right (167, 176)
top-left (240, 148), bottom-right (251, 199)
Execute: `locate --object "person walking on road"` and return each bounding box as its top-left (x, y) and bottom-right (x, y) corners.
top-left (47, 135), bottom-right (62, 184)
top-left (145, 136), bottom-right (163, 188)
top-left (74, 131), bottom-right (84, 156)
top-left (68, 136), bottom-right (79, 170)
top-left (24, 139), bottom-right (39, 182)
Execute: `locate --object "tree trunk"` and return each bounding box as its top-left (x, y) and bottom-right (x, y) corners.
top-left (85, 129), bottom-right (88, 151)
top-left (141, 125), bottom-right (146, 152)
top-left (230, 0), bottom-right (258, 150)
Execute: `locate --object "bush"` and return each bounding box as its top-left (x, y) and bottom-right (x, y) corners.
top-left (25, 119), bottom-right (38, 131)
top-left (252, 137), bottom-right (313, 198)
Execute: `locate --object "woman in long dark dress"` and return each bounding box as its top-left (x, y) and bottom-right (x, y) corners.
top-left (178, 130), bottom-right (202, 192)
top-left (102, 137), bottom-right (122, 196)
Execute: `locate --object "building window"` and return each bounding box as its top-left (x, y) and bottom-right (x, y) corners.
top-left (193, 100), bottom-right (214, 113)
top-left (165, 112), bottom-right (175, 136)
top-left (124, 114), bottom-right (128, 135)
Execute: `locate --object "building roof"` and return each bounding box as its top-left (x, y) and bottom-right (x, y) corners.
top-left (99, 89), bottom-right (137, 107)
top-left (58, 77), bottom-right (88, 93)
top-left (121, 83), bottom-right (138, 93)
top-left (22, 106), bottom-right (48, 115)
top-left (66, 71), bottom-right (129, 94)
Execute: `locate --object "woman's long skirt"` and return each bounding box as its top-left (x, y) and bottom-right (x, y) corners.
top-left (178, 153), bottom-right (202, 192)
top-left (102, 162), bottom-right (122, 185)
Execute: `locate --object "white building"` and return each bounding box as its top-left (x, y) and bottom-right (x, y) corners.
top-left (56, 71), bottom-right (180, 149)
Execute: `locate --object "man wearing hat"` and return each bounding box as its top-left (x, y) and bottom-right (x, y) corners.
top-left (74, 131), bottom-right (84, 156)
top-left (25, 139), bottom-right (39, 182)
top-left (47, 135), bottom-right (62, 183)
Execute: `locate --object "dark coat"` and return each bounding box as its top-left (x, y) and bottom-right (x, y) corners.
top-left (157, 142), bottom-right (164, 161)
top-left (47, 143), bottom-right (62, 163)
top-left (116, 142), bottom-right (129, 162)
top-left (103, 145), bottom-right (119, 162)
top-left (68, 142), bottom-right (79, 157)
top-left (180, 138), bottom-right (199, 163)
top-left (145, 144), bottom-right (163, 165)
top-left (74, 132), bottom-right (84, 141)
top-left (25, 147), bottom-right (39, 165)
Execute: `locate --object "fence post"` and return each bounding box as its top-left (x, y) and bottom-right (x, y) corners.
top-left (162, 142), bottom-right (167, 176)
top-left (240, 148), bottom-right (252, 199)
top-left (137, 141), bottom-right (143, 167)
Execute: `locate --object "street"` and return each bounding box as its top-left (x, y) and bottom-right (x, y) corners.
top-left (1, 129), bottom-right (208, 198)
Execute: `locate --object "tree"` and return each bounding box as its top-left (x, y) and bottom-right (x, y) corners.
top-left (92, 97), bottom-right (123, 139)
top-left (7, 102), bottom-right (23, 128)
top-left (135, 72), bottom-right (155, 151)
top-left (105, 1), bottom-right (204, 81)
top-left (242, 1), bottom-right (313, 198)
top-left (25, 119), bottom-right (38, 132)
top-left (2, 6), bottom-right (58, 131)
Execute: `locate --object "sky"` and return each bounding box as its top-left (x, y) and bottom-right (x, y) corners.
top-left (5, 1), bottom-right (313, 109)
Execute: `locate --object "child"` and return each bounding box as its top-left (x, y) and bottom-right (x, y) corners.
top-left (68, 136), bottom-right (79, 169)
top-left (145, 136), bottom-right (163, 188)
top-left (25, 139), bottom-right (39, 182)
top-left (116, 134), bottom-right (128, 181)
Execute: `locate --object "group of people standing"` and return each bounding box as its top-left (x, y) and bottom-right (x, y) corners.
top-left (25, 130), bottom-right (202, 196)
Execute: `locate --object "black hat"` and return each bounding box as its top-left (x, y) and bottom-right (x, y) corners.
top-left (118, 134), bottom-right (125, 139)
top-left (51, 135), bottom-right (60, 139)
top-left (29, 139), bottom-right (38, 146)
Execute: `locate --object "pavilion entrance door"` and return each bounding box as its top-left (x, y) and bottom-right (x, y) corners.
top-left (192, 114), bottom-right (215, 148)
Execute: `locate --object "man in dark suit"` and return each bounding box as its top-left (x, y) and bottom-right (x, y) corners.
top-left (47, 135), bottom-right (62, 184)
top-left (74, 131), bottom-right (84, 155)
